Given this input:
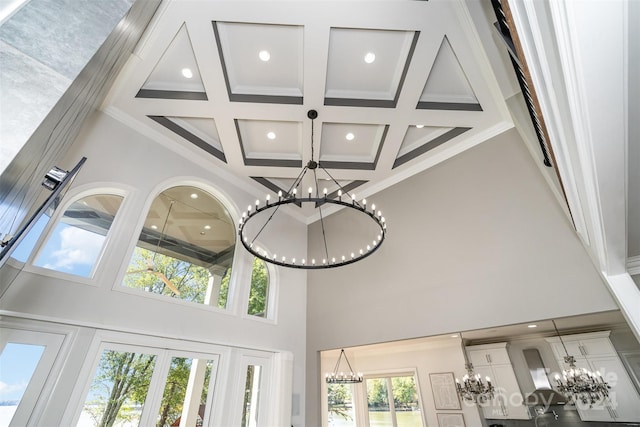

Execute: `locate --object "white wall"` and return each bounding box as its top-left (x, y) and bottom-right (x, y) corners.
top-left (306, 129), bottom-right (619, 425)
top-left (0, 111), bottom-right (308, 426)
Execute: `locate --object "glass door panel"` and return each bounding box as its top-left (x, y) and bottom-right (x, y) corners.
top-left (155, 357), bottom-right (215, 427)
top-left (77, 349), bottom-right (156, 427)
top-left (241, 365), bottom-right (262, 427)
top-left (327, 383), bottom-right (356, 427)
top-left (0, 343), bottom-right (45, 427)
top-left (367, 378), bottom-right (392, 426)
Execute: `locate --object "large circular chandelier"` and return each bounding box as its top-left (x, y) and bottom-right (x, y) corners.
top-left (239, 110), bottom-right (387, 269)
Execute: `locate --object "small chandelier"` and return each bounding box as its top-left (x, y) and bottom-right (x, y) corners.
top-left (325, 349), bottom-right (363, 384)
top-left (239, 110), bottom-right (387, 269)
top-left (552, 321), bottom-right (610, 406)
top-left (455, 334), bottom-right (494, 403)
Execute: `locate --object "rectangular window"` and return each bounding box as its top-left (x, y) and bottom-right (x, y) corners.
top-left (241, 365), bottom-right (262, 427)
top-left (365, 375), bottom-right (423, 427)
top-left (0, 343), bottom-right (45, 427)
top-left (327, 383), bottom-right (356, 427)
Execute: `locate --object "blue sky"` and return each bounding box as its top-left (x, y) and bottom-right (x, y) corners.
top-left (0, 343), bottom-right (44, 403)
top-left (12, 214), bottom-right (105, 278)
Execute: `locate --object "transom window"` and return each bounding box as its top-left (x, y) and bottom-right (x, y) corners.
top-left (122, 186), bottom-right (235, 306)
top-left (33, 193), bottom-right (123, 277)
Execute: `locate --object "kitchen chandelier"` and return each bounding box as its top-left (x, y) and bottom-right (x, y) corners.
top-left (456, 333), bottom-right (495, 403)
top-left (552, 320), bottom-right (610, 406)
top-left (239, 110), bottom-right (387, 269)
top-left (325, 349), bottom-right (363, 384)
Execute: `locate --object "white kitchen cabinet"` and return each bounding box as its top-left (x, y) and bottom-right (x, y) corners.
top-left (545, 331), bottom-right (640, 422)
top-left (466, 343), bottom-right (530, 420)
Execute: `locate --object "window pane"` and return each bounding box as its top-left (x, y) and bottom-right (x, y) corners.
top-left (122, 187), bottom-right (235, 307)
top-left (217, 268), bottom-right (230, 309)
top-left (78, 350), bottom-right (156, 427)
top-left (327, 383), bottom-right (356, 427)
top-left (391, 376), bottom-right (422, 427)
top-left (248, 258), bottom-right (269, 317)
top-left (241, 365), bottom-right (262, 427)
top-left (156, 357), bottom-right (214, 427)
top-left (10, 214), bottom-right (50, 263)
top-left (367, 378), bottom-right (392, 426)
top-left (0, 343), bottom-right (45, 427)
top-left (34, 194), bottom-right (123, 277)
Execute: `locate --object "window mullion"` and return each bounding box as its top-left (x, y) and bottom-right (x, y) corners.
top-left (387, 377), bottom-right (398, 427)
top-left (137, 349), bottom-right (171, 426)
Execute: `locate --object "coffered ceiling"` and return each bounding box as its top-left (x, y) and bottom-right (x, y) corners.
top-left (103, 0), bottom-right (513, 222)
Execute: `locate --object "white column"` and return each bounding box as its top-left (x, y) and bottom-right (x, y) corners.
top-left (179, 358), bottom-right (210, 427)
top-left (204, 266), bottom-right (229, 306)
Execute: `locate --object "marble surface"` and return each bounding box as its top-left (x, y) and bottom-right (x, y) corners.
top-left (0, 0), bottom-right (133, 79)
top-left (0, 40), bottom-right (70, 172)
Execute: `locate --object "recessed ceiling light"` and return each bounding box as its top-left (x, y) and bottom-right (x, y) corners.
top-left (181, 68), bottom-right (193, 79)
top-left (204, 225), bottom-right (211, 230)
top-left (364, 52), bottom-right (376, 64)
top-left (151, 225), bottom-right (158, 230)
top-left (528, 324), bottom-right (538, 328)
top-left (259, 50), bottom-right (271, 62)
top-left (451, 334), bottom-right (459, 338)
top-left (345, 132), bottom-right (355, 141)
top-left (190, 193), bottom-right (198, 199)
top-left (416, 124), bottom-right (424, 129)
top-left (267, 131), bottom-right (276, 140)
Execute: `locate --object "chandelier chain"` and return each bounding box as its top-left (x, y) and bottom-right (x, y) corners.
top-left (153, 200), bottom-right (174, 264)
top-left (552, 320), bottom-right (570, 357)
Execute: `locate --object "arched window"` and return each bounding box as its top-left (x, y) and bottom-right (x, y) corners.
top-left (33, 193), bottom-right (123, 277)
top-left (247, 258), bottom-right (270, 318)
top-left (121, 186), bottom-right (236, 306)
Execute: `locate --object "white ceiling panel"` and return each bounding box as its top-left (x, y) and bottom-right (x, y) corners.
top-left (139, 24), bottom-right (205, 96)
top-left (214, 21), bottom-right (304, 100)
top-left (320, 122), bottom-right (385, 163)
top-left (419, 36), bottom-right (479, 107)
top-left (237, 119), bottom-right (303, 162)
top-left (325, 27), bottom-right (417, 105)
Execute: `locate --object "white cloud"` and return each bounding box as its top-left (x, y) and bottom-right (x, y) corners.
top-left (0, 380), bottom-right (27, 399)
top-left (45, 226), bottom-right (105, 271)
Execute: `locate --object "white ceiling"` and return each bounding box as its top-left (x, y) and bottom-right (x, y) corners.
top-left (102, 0), bottom-right (514, 223)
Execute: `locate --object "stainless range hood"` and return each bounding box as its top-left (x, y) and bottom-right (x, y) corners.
top-left (524, 388), bottom-right (568, 406)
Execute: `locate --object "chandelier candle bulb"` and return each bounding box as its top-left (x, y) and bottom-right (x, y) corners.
top-left (323, 188), bottom-right (328, 197)
top-left (256, 199), bottom-right (260, 207)
top-left (292, 188), bottom-right (297, 197)
top-left (266, 194), bottom-right (270, 205)
top-left (278, 190), bottom-right (282, 201)
top-left (308, 187), bottom-right (313, 197)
